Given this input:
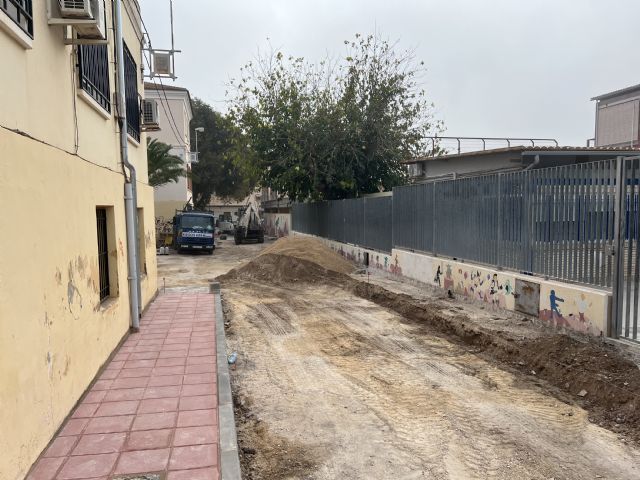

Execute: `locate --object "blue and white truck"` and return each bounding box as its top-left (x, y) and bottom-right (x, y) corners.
top-left (172, 210), bottom-right (216, 254)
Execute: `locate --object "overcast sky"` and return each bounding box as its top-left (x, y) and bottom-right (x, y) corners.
top-left (139, 0), bottom-right (640, 147)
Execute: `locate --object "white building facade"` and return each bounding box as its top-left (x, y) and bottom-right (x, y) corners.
top-left (144, 82), bottom-right (194, 220)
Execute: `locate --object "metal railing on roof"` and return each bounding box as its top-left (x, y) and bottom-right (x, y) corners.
top-left (426, 136), bottom-right (559, 155)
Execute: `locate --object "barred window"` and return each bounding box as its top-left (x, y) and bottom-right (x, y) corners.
top-left (96, 208), bottom-right (111, 302)
top-left (123, 42), bottom-right (141, 142)
top-left (1, 0), bottom-right (33, 37)
top-left (78, 45), bottom-right (111, 113)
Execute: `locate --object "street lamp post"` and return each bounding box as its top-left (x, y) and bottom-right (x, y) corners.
top-left (194, 127), bottom-right (204, 162)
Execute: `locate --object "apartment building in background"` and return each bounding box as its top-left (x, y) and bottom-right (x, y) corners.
top-left (0, 1), bottom-right (157, 478)
top-left (144, 82), bottom-right (193, 221)
top-left (592, 83), bottom-right (640, 148)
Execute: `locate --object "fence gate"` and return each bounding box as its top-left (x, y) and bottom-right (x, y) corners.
top-left (612, 156), bottom-right (640, 342)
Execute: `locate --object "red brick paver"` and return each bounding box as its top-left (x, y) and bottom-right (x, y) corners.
top-left (27, 293), bottom-right (219, 480)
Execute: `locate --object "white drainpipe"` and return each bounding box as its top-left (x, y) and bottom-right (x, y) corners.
top-left (114, 0), bottom-right (140, 331)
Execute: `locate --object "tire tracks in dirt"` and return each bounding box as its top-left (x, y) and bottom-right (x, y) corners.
top-left (224, 281), bottom-right (640, 479)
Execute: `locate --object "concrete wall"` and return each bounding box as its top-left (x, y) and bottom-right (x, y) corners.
top-left (264, 213), bottom-right (291, 238)
top-left (294, 233), bottom-right (610, 338)
top-left (416, 151), bottom-right (521, 180)
top-left (1, 3), bottom-right (156, 479)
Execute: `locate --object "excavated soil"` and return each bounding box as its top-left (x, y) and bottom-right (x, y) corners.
top-left (219, 237), bottom-right (640, 478)
top-left (352, 282), bottom-right (640, 444)
top-left (259, 236), bottom-right (355, 274)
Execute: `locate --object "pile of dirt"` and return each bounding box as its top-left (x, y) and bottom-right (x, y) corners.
top-left (260, 236), bottom-right (355, 274)
top-left (218, 253), bottom-right (352, 286)
top-left (352, 281), bottom-right (640, 444)
top-left (217, 236), bottom-right (355, 285)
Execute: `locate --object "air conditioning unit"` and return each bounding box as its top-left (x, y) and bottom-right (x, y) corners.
top-left (58, 0), bottom-right (93, 18)
top-left (75, 0), bottom-right (106, 40)
top-left (152, 52), bottom-right (173, 76)
top-left (142, 99), bottom-right (160, 131)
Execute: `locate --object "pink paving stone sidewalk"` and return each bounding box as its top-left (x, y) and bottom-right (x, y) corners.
top-left (27, 292), bottom-right (220, 480)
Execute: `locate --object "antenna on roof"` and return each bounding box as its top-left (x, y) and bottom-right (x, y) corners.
top-left (145, 0), bottom-right (180, 80)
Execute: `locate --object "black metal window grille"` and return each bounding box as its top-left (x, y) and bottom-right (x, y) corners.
top-left (124, 42), bottom-right (141, 142)
top-left (96, 208), bottom-right (110, 302)
top-left (78, 45), bottom-right (111, 113)
top-left (1, 0), bottom-right (33, 37)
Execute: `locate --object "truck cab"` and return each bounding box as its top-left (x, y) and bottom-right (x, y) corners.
top-left (173, 211), bottom-right (216, 254)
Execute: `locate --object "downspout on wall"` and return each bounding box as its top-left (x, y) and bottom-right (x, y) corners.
top-left (114, 0), bottom-right (140, 331)
top-left (524, 154), bottom-right (541, 171)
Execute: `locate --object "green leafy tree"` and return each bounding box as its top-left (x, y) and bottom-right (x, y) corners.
top-left (190, 98), bottom-right (257, 209)
top-left (147, 138), bottom-right (184, 187)
top-left (228, 33), bottom-right (444, 201)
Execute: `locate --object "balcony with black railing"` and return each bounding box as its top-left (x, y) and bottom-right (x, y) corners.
top-left (78, 45), bottom-right (112, 113)
top-left (124, 42), bottom-right (141, 142)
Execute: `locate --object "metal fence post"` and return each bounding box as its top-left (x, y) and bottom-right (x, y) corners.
top-left (611, 156), bottom-right (625, 338)
top-left (497, 173), bottom-right (503, 269)
top-left (432, 181), bottom-right (437, 255)
top-left (391, 190), bottom-right (395, 250)
top-left (363, 197), bottom-right (366, 249)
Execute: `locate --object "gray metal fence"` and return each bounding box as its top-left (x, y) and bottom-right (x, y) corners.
top-left (292, 195), bottom-right (393, 252)
top-left (292, 159), bottom-right (619, 288)
top-left (394, 160), bottom-right (618, 288)
top-left (613, 156), bottom-right (640, 341)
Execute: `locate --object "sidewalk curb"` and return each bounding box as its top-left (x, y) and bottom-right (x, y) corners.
top-left (212, 281), bottom-right (242, 480)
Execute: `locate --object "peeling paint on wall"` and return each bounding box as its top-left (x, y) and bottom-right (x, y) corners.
top-left (66, 262), bottom-right (83, 310)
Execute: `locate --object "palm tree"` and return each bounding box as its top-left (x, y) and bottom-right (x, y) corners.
top-left (147, 138), bottom-right (185, 187)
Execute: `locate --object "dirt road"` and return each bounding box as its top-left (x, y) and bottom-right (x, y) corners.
top-left (156, 238), bottom-right (269, 291)
top-left (160, 238), bottom-right (640, 479)
top-left (224, 280), bottom-right (640, 479)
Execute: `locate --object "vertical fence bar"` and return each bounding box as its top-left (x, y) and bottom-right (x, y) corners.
top-left (612, 157), bottom-right (626, 337)
top-left (584, 163), bottom-right (591, 284)
top-left (633, 159), bottom-right (640, 340)
top-left (624, 160), bottom-right (635, 338)
top-left (496, 174), bottom-right (502, 267)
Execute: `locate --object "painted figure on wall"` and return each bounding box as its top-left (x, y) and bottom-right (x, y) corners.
top-left (443, 264), bottom-right (454, 290)
top-left (434, 265), bottom-right (442, 287)
top-left (550, 290), bottom-right (564, 317)
top-left (504, 279), bottom-right (513, 295)
top-left (390, 254), bottom-right (402, 275)
top-left (575, 293), bottom-right (592, 323)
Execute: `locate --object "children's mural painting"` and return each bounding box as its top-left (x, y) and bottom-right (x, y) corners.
top-left (296, 234), bottom-right (609, 337)
top-left (538, 284), bottom-right (606, 336)
top-left (431, 260), bottom-right (516, 310)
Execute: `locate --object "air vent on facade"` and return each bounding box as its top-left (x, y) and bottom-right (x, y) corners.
top-left (152, 52), bottom-right (172, 76)
top-left (75, 0), bottom-right (106, 40)
top-left (58, 0), bottom-right (93, 18)
top-left (142, 99), bottom-right (160, 131)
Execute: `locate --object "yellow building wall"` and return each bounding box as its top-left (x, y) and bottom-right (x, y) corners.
top-left (0, 2), bottom-right (156, 479)
top-left (0, 128), bottom-right (157, 480)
